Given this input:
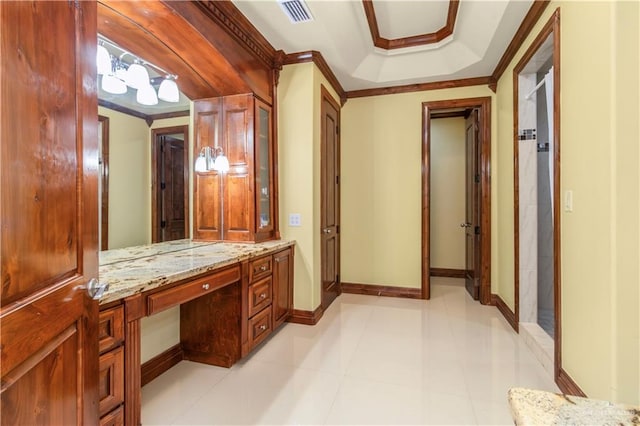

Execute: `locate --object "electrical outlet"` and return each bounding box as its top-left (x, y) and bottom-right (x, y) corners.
top-left (289, 213), bottom-right (301, 227)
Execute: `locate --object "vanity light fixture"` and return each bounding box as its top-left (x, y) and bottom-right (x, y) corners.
top-left (194, 147), bottom-right (230, 173)
top-left (96, 35), bottom-right (181, 105)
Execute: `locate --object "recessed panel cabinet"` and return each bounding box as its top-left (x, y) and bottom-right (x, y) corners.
top-left (194, 94), bottom-right (277, 242)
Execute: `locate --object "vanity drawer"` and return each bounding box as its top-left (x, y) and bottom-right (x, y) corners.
top-left (99, 306), bottom-right (124, 355)
top-left (248, 306), bottom-right (272, 349)
top-left (147, 265), bottom-right (241, 315)
top-left (248, 276), bottom-right (272, 317)
top-left (99, 346), bottom-right (124, 418)
top-left (249, 255), bottom-right (272, 282)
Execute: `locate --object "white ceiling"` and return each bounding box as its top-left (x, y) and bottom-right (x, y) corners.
top-left (232, 0), bottom-right (534, 91)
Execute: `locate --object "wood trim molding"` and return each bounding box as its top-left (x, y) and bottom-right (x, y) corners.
top-left (556, 368), bottom-right (587, 397)
top-left (99, 99), bottom-right (189, 127)
top-left (430, 268), bottom-right (466, 279)
top-left (195, 0), bottom-right (276, 67)
top-left (430, 110), bottom-right (468, 120)
top-left (347, 76), bottom-right (492, 99)
top-left (99, 99), bottom-right (153, 126)
top-left (341, 282), bottom-right (422, 299)
top-left (98, 115), bottom-right (110, 251)
top-left (490, 1), bottom-right (551, 89)
top-left (362, 0), bottom-right (459, 50)
top-left (423, 97), bottom-right (492, 303)
top-left (491, 294), bottom-right (518, 332)
top-left (287, 306), bottom-right (324, 326)
top-left (148, 110), bottom-right (190, 121)
top-left (283, 51), bottom-right (347, 105)
top-left (141, 344), bottom-right (184, 387)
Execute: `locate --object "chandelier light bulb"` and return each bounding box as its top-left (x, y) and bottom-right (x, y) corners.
top-left (125, 62), bottom-right (150, 90)
top-left (136, 83), bottom-right (158, 106)
top-left (158, 78), bottom-right (180, 103)
top-left (96, 45), bottom-right (111, 75)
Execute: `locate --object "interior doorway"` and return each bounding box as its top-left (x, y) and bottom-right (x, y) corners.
top-left (320, 85), bottom-right (341, 310)
top-left (513, 10), bottom-right (560, 380)
top-left (151, 125), bottom-right (190, 243)
top-left (422, 97), bottom-right (492, 303)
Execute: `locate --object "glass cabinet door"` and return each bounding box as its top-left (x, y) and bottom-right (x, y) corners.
top-left (256, 100), bottom-right (272, 232)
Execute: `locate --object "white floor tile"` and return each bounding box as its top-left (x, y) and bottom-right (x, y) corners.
top-left (141, 281), bottom-right (559, 425)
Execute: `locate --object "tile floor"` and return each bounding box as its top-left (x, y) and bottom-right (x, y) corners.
top-left (142, 277), bottom-right (559, 425)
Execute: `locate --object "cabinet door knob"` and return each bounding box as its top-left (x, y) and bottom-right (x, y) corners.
top-left (259, 324), bottom-right (267, 331)
top-left (259, 293), bottom-right (267, 299)
top-left (260, 265), bottom-right (267, 271)
top-left (202, 283), bottom-right (210, 290)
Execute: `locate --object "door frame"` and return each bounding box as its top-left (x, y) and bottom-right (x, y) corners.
top-left (320, 85), bottom-right (341, 310)
top-left (151, 125), bottom-right (190, 243)
top-left (512, 9), bottom-right (562, 381)
top-left (422, 97), bottom-right (492, 303)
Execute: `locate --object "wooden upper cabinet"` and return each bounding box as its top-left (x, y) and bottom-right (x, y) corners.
top-left (194, 99), bottom-right (223, 240)
top-left (193, 94), bottom-right (278, 242)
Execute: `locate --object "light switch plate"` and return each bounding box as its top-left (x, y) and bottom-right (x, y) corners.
top-left (564, 190), bottom-right (573, 212)
top-left (289, 213), bottom-right (301, 227)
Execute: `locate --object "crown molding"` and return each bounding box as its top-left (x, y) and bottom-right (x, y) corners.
top-left (346, 76), bottom-right (492, 99)
top-left (98, 99), bottom-right (189, 127)
top-left (283, 51), bottom-right (347, 105)
top-left (362, 0), bottom-right (459, 50)
top-left (195, 0), bottom-right (278, 68)
top-left (490, 0), bottom-right (551, 91)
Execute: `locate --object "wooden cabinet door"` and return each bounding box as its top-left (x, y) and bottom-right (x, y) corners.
top-left (254, 99), bottom-right (275, 240)
top-left (273, 248), bottom-right (293, 326)
top-left (194, 98), bottom-right (223, 240)
top-left (223, 94), bottom-right (255, 241)
top-left (0, 1), bottom-right (99, 424)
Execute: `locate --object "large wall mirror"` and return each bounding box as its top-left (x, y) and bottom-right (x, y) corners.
top-left (97, 35), bottom-right (193, 250)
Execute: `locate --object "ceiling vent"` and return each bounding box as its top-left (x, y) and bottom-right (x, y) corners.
top-left (278, 0), bottom-right (313, 24)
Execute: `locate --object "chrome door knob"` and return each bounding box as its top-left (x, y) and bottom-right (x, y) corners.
top-left (87, 278), bottom-right (109, 300)
top-left (460, 222), bottom-right (472, 228)
top-left (323, 228), bottom-right (331, 234)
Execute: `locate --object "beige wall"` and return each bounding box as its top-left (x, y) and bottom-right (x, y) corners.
top-left (430, 117), bottom-right (466, 270)
top-left (277, 62), bottom-right (341, 311)
top-left (341, 86), bottom-right (495, 289)
top-left (494, 2), bottom-right (639, 404)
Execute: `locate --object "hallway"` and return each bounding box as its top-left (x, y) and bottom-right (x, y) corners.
top-left (142, 278), bottom-right (559, 425)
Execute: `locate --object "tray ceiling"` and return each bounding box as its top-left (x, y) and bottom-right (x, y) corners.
top-left (232, 0), bottom-right (534, 91)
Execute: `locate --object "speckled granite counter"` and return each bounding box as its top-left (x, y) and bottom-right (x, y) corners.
top-left (508, 388), bottom-right (640, 425)
top-left (99, 239), bottom-right (294, 305)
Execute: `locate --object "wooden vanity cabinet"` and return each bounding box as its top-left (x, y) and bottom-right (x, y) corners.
top-left (273, 248), bottom-right (294, 328)
top-left (98, 305), bottom-right (125, 425)
top-left (194, 94), bottom-right (277, 242)
top-left (242, 248), bottom-right (294, 355)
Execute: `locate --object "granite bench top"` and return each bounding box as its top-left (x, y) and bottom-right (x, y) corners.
top-left (98, 239), bottom-right (294, 305)
top-left (508, 387), bottom-right (640, 425)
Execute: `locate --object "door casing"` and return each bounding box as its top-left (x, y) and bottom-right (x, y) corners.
top-left (151, 125), bottom-right (190, 243)
top-left (320, 85), bottom-right (341, 310)
top-left (422, 97), bottom-right (492, 303)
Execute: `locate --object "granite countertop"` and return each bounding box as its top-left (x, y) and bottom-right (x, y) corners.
top-left (99, 239), bottom-right (294, 305)
top-left (508, 387), bottom-right (640, 425)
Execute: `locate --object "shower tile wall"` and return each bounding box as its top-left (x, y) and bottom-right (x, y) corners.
top-left (536, 69), bottom-right (554, 337)
top-left (518, 73), bottom-right (538, 323)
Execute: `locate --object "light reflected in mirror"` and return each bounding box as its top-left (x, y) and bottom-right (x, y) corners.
top-left (97, 35), bottom-right (192, 251)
